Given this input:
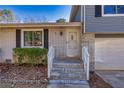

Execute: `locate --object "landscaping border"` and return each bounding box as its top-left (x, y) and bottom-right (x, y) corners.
top-left (89, 72), bottom-right (112, 88)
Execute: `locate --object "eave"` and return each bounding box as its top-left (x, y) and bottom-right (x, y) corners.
top-left (0, 22), bottom-right (81, 29)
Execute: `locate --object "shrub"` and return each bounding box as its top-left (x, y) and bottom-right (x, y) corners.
top-left (13, 48), bottom-right (48, 66)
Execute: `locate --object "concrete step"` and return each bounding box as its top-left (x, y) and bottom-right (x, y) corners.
top-left (51, 72), bottom-right (86, 80)
top-left (52, 67), bottom-right (84, 73)
top-left (53, 63), bottom-right (83, 68)
top-left (47, 58), bottom-right (89, 88)
top-left (53, 61), bottom-right (82, 64)
top-left (49, 79), bottom-right (89, 84)
top-left (54, 59), bottom-right (82, 64)
top-left (50, 76), bottom-right (86, 80)
top-left (47, 83), bottom-right (90, 88)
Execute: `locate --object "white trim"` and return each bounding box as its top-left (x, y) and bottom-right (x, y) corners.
top-left (81, 6), bottom-right (83, 23)
top-left (21, 29), bottom-right (44, 48)
top-left (83, 5), bottom-right (85, 33)
top-left (102, 5), bottom-right (124, 17)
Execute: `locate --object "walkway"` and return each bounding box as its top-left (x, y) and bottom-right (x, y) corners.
top-left (96, 70), bottom-right (124, 88)
top-left (47, 58), bottom-right (90, 88)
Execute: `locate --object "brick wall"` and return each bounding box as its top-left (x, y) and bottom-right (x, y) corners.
top-left (82, 33), bottom-right (95, 72)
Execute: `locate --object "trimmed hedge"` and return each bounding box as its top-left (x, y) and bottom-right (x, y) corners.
top-left (13, 48), bottom-right (48, 66)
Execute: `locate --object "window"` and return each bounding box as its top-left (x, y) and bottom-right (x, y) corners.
top-left (22, 30), bottom-right (43, 47)
top-left (117, 6), bottom-right (124, 14)
top-left (104, 5), bottom-right (116, 14)
top-left (103, 5), bottom-right (124, 16)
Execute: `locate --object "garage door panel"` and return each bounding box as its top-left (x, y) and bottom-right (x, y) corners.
top-left (95, 38), bottom-right (124, 70)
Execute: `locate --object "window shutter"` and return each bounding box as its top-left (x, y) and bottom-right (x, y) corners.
top-left (16, 29), bottom-right (21, 48)
top-left (44, 29), bottom-right (49, 49)
top-left (95, 5), bottom-right (102, 17)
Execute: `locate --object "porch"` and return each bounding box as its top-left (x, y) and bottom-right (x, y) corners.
top-left (47, 46), bottom-right (90, 88)
top-left (0, 22), bottom-right (81, 63)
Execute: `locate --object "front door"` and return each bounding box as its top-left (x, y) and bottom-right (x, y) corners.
top-left (67, 31), bottom-right (79, 57)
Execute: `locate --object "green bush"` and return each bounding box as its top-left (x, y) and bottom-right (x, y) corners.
top-left (13, 48), bottom-right (48, 66)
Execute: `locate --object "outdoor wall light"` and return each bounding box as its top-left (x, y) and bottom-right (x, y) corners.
top-left (60, 31), bottom-right (63, 36)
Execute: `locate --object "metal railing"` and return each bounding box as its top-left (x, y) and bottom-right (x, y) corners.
top-left (0, 48), bottom-right (2, 61)
top-left (48, 46), bottom-right (55, 78)
top-left (82, 46), bottom-right (90, 80)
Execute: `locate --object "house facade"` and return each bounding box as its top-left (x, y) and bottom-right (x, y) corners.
top-left (1, 5), bottom-right (124, 71)
top-left (0, 23), bottom-right (81, 63)
top-left (70, 5), bottom-right (124, 70)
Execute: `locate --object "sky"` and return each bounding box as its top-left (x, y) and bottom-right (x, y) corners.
top-left (0, 5), bottom-right (71, 22)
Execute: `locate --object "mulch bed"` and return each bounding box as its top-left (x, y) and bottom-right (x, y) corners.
top-left (0, 63), bottom-right (48, 88)
top-left (89, 72), bottom-right (112, 88)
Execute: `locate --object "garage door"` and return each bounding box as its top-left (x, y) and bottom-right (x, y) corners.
top-left (95, 34), bottom-right (124, 70)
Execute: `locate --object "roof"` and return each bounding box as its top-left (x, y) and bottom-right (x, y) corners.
top-left (0, 22), bottom-right (81, 28)
top-left (69, 5), bottom-right (80, 22)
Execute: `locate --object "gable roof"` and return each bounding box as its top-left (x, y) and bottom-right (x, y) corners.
top-left (69, 5), bottom-right (80, 22)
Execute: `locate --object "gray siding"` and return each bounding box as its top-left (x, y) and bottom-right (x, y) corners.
top-left (85, 5), bottom-right (124, 33)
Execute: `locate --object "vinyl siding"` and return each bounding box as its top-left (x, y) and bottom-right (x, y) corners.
top-left (0, 29), bottom-right (16, 62)
top-left (49, 28), bottom-right (67, 58)
top-left (85, 5), bottom-right (124, 33)
top-left (49, 27), bottom-right (81, 58)
top-left (0, 26), bottom-right (81, 62)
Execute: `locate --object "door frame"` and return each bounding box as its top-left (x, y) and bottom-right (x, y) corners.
top-left (66, 29), bottom-right (80, 58)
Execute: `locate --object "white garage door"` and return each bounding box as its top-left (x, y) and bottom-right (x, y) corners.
top-left (95, 35), bottom-right (124, 70)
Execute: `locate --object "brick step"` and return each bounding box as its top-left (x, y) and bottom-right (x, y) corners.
top-left (47, 83), bottom-right (89, 88)
top-left (49, 79), bottom-right (89, 84)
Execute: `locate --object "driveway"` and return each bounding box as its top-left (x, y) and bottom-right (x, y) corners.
top-left (96, 70), bottom-right (124, 88)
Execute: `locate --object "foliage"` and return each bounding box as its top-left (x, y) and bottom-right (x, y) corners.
top-left (13, 48), bottom-right (48, 66)
top-left (56, 18), bottom-right (66, 23)
top-left (0, 9), bottom-right (14, 22)
top-left (0, 9), bottom-right (48, 23)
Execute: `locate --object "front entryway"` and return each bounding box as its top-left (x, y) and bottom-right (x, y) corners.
top-left (50, 29), bottom-right (81, 58)
top-left (50, 30), bottom-right (66, 58)
top-left (67, 31), bottom-right (80, 57)
top-left (47, 58), bottom-right (90, 88)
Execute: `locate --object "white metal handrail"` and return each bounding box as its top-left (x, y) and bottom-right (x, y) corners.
top-left (0, 48), bottom-right (2, 61)
top-left (48, 46), bottom-right (55, 78)
top-left (82, 47), bottom-right (90, 80)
